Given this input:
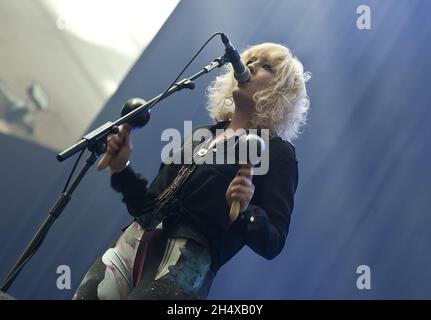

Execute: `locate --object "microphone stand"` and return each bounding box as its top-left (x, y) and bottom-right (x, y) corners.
top-left (0, 54), bottom-right (229, 293)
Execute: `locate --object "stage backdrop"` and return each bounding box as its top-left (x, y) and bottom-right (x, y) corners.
top-left (1, 0), bottom-right (430, 299)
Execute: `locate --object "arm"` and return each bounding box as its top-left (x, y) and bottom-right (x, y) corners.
top-left (110, 165), bottom-right (149, 217)
top-left (103, 123), bottom-right (149, 217)
top-left (236, 146), bottom-right (298, 259)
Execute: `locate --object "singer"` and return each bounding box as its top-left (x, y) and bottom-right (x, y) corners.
top-left (73, 42), bottom-right (310, 300)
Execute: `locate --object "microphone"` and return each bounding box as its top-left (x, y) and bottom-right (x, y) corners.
top-left (96, 98), bottom-right (150, 171)
top-left (229, 133), bottom-right (266, 223)
top-left (221, 33), bottom-right (250, 83)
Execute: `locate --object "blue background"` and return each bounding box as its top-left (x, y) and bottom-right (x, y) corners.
top-left (1, 0), bottom-right (430, 299)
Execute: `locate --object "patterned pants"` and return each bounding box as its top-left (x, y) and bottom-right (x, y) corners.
top-left (73, 221), bottom-right (214, 300)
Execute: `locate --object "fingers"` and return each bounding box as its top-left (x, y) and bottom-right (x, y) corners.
top-left (229, 183), bottom-right (254, 194)
top-left (121, 123), bottom-right (132, 132)
top-left (231, 175), bottom-right (253, 187)
top-left (230, 189), bottom-right (254, 201)
top-left (226, 164), bottom-right (256, 215)
top-left (236, 164), bottom-right (254, 178)
top-left (106, 124), bottom-right (132, 155)
top-left (106, 134), bottom-right (121, 154)
top-left (226, 178), bottom-right (255, 206)
top-left (226, 175), bottom-right (254, 199)
top-left (123, 128), bottom-right (133, 150)
top-left (229, 190), bottom-right (253, 214)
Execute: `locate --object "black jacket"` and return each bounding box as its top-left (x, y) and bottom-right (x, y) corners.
top-left (111, 121), bottom-right (298, 274)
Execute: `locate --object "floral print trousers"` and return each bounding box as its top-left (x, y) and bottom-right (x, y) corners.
top-left (73, 221), bottom-right (214, 300)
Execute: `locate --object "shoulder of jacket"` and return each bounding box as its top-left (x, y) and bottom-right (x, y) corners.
top-left (268, 136), bottom-right (297, 163)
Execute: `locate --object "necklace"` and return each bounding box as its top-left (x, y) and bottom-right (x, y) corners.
top-left (196, 136), bottom-right (218, 157)
top-left (196, 127), bottom-right (241, 157)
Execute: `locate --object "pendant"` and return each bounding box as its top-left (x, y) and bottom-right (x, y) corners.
top-left (197, 148), bottom-right (209, 156)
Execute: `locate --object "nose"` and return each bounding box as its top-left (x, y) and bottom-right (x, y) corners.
top-left (247, 63), bottom-right (256, 75)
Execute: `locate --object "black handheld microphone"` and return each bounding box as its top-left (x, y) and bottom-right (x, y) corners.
top-left (221, 33), bottom-right (250, 83)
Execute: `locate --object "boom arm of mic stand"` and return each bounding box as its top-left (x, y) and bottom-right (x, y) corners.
top-left (0, 54), bottom-right (229, 293)
top-left (56, 55), bottom-right (228, 162)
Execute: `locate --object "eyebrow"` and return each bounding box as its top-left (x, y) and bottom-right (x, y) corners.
top-left (247, 55), bottom-right (271, 63)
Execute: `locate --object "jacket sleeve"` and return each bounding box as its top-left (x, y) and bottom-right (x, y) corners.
top-left (110, 165), bottom-right (149, 217)
top-left (236, 143), bottom-right (298, 260)
top-left (109, 123), bottom-right (211, 217)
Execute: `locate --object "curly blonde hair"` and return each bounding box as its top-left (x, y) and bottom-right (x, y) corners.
top-left (206, 43), bottom-right (310, 142)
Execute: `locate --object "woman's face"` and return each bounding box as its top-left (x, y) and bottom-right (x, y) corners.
top-left (232, 51), bottom-right (276, 107)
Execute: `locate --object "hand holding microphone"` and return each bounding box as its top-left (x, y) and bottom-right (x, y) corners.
top-left (97, 123), bottom-right (133, 172)
top-left (226, 134), bottom-right (266, 223)
top-left (96, 98), bottom-right (150, 171)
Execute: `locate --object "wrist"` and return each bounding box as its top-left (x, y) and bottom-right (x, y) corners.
top-left (110, 160), bottom-right (130, 174)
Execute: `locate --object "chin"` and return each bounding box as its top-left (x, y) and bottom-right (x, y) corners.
top-left (232, 87), bottom-right (242, 101)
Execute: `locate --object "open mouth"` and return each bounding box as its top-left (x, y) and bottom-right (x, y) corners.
top-left (238, 79), bottom-right (250, 86)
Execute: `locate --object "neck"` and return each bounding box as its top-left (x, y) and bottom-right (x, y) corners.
top-left (228, 104), bottom-right (254, 131)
